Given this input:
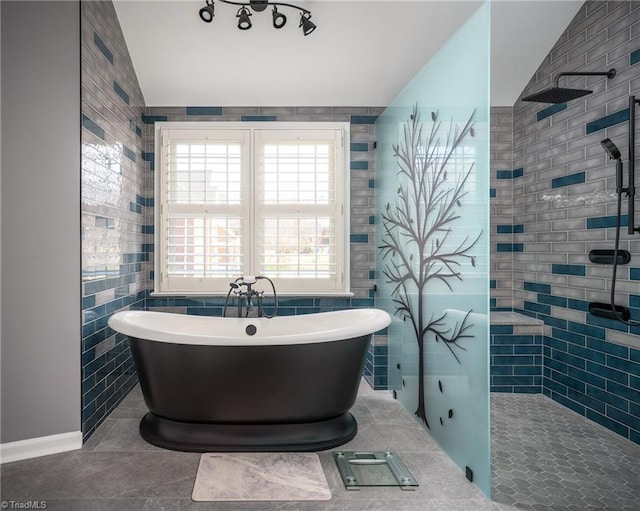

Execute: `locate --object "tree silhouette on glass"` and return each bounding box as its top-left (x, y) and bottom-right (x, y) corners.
top-left (379, 104), bottom-right (481, 427)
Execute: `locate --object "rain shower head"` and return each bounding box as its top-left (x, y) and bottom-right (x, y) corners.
top-left (522, 68), bottom-right (616, 104)
top-left (522, 87), bottom-right (592, 104)
top-left (601, 138), bottom-right (622, 161)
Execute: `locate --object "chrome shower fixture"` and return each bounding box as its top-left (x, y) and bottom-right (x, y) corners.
top-left (522, 68), bottom-right (616, 103)
top-left (199, 0), bottom-right (316, 35)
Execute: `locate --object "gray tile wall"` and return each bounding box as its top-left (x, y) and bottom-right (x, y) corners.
top-left (494, 0), bottom-right (640, 443)
top-left (81, 0), bottom-right (148, 440)
top-left (490, 106), bottom-right (515, 309)
top-left (142, 106), bottom-right (382, 303)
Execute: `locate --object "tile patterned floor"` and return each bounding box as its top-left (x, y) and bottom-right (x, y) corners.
top-left (1, 381), bottom-right (496, 511)
top-left (491, 393), bottom-right (640, 511)
top-left (2, 385), bottom-right (639, 510)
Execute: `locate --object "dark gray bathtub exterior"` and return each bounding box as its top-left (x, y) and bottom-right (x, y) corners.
top-left (128, 332), bottom-right (372, 452)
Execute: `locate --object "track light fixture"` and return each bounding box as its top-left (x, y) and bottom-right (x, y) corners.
top-left (199, 0), bottom-right (316, 35)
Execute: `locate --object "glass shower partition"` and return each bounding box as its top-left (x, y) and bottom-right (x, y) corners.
top-left (375, 2), bottom-right (491, 496)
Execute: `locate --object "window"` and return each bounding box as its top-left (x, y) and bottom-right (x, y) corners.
top-left (155, 122), bottom-right (350, 295)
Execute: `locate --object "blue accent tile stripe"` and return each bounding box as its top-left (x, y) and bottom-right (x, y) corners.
top-left (497, 224), bottom-right (524, 234)
top-left (568, 298), bottom-right (589, 312)
top-left (587, 215), bottom-right (628, 229)
top-left (631, 48), bottom-right (640, 66)
top-left (369, 215), bottom-right (376, 224)
top-left (552, 172), bottom-right (585, 188)
top-left (490, 280), bottom-right (496, 289)
top-left (538, 294), bottom-right (567, 307)
top-left (123, 146), bottom-right (136, 162)
top-left (524, 301), bottom-right (551, 315)
top-left (93, 32), bottom-right (113, 64)
top-left (141, 114), bottom-right (167, 124)
top-left (497, 243), bottom-right (524, 252)
top-left (552, 264), bottom-right (586, 276)
top-left (241, 115), bottom-right (277, 122)
top-left (82, 114), bottom-right (105, 140)
top-left (631, 268), bottom-right (640, 281)
top-left (113, 81), bottom-right (130, 105)
top-left (351, 161), bottom-right (369, 170)
top-left (537, 102), bottom-right (567, 121)
top-left (350, 234), bottom-right (369, 243)
top-left (129, 119), bottom-right (142, 137)
top-left (351, 143), bottom-right (368, 152)
top-left (187, 107), bottom-right (222, 115)
top-left (496, 168), bottom-right (524, 179)
top-left (368, 179), bottom-right (375, 188)
top-left (350, 115), bottom-right (377, 124)
top-left (524, 282), bottom-right (551, 294)
top-left (490, 188), bottom-right (496, 197)
top-left (586, 108), bottom-right (630, 134)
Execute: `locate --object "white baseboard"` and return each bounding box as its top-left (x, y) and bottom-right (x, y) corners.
top-left (0, 431), bottom-right (82, 464)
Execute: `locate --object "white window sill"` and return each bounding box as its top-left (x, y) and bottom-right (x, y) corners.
top-left (149, 291), bottom-right (355, 298)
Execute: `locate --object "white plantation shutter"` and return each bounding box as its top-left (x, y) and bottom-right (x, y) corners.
top-left (155, 123), bottom-right (348, 295)
top-left (256, 130), bottom-right (343, 293)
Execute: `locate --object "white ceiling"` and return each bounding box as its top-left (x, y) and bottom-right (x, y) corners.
top-left (114, 0), bottom-right (585, 107)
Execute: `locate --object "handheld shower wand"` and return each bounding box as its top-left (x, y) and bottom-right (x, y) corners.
top-left (600, 138), bottom-right (623, 194)
top-left (594, 137), bottom-right (639, 325)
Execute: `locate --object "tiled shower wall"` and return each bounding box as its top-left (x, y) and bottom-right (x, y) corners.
top-left (81, 1), bottom-right (148, 439)
top-left (496, 0), bottom-right (640, 443)
top-left (490, 107), bottom-right (515, 310)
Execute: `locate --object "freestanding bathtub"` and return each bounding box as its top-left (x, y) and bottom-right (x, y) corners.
top-left (108, 308), bottom-right (391, 452)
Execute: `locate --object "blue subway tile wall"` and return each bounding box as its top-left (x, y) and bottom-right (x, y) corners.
top-left (81, 1), bottom-right (148, 441)
top-left (491, 327), bottom-right (543, 393)
top-left (364, 343), bottom-right (388, 390)
top-left (503, 0), bottom-right (640, 444)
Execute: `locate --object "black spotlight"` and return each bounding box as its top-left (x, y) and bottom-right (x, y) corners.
top-left (272, 6), bottom-right (287, 29)
top-left (299, 12), bottom-right (316, 36)
top-left (237, 6), bottom-right (252, 30)
top-left (199, 0), bottom-right (215, 23)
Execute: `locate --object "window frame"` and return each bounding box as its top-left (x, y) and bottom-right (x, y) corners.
top-left (153, 121), bottom-right (351, 296)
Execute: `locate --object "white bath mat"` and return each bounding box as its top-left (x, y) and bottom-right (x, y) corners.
top-left (192, 452), bottom-right (332, 502)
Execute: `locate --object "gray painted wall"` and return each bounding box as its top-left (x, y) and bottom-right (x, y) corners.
top-left (1, 1), bottom-right (81, 443)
